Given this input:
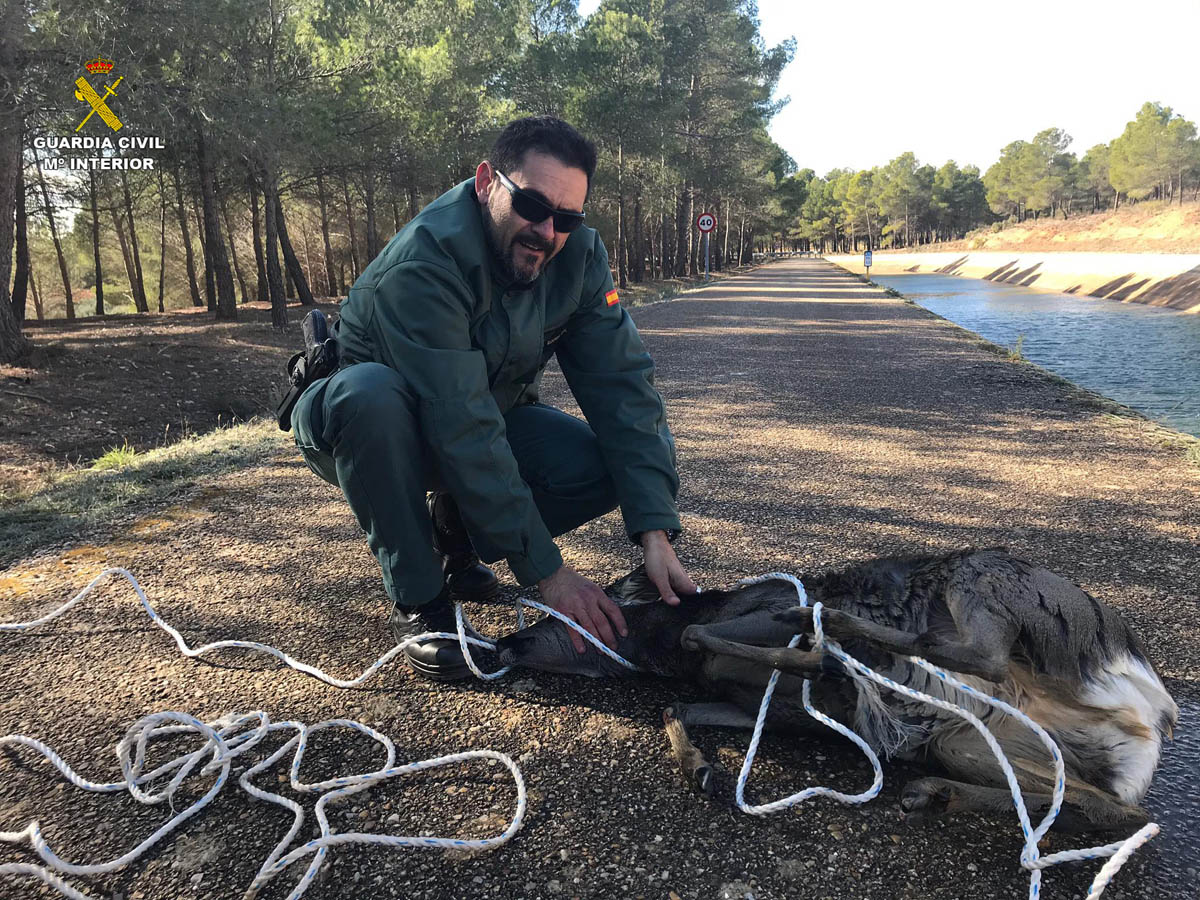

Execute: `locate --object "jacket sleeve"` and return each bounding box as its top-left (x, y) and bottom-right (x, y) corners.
top-left (360, 259), bottom-right (563, 585)
top-left (555, 237), bottom-right (682, 542)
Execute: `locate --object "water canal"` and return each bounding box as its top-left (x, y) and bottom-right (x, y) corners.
top-left (873, 273), bottom-right (1200, 439)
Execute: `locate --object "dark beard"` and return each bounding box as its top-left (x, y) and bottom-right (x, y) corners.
top-left (481, 204), bottom-right (544, 288)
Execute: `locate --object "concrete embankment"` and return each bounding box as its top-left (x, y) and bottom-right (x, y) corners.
top-left (829, 250), bottom-right (1200, 312)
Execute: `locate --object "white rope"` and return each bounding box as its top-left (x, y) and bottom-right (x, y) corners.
top-left (733, 572), bottom-right (1159, 900)
top-left (733, 573), bottom-right (884, 814)
top-left (1, 566), bottom-right (640, 899)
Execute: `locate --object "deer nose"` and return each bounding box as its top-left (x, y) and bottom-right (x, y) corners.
top-left (496, 631), bottom-right (532, 663)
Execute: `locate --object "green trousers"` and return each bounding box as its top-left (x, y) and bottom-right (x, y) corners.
top-left (292, 362), bottom-right (619, 608)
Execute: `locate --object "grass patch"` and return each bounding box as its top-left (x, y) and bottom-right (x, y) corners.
top-left (92, 441), bottom-right (139, 470)
top-left (1007, 333), bottom-right (1026, 362)
top-left (0, 418), bottom-right (289, 568)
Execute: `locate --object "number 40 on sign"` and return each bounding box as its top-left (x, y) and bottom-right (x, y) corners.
top-left (696, 212), bottom-right (717, 281)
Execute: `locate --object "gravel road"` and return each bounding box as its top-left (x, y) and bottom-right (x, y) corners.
top-left (2, 258), bottom-right (1197, 900)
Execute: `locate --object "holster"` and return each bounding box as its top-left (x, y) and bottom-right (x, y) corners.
top-left (276, 309), bottom-right (340, 431)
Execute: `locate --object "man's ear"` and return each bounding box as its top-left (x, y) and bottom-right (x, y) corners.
top-left (606, 564), bottom-right (661, 606)
top-left (475, 161), bottom-right (494, 204)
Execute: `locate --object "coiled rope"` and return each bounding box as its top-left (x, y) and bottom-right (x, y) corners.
top-left (734, 572), bottom-right (1159, 900)
top-left (0, 566), bottom-right (630, 900)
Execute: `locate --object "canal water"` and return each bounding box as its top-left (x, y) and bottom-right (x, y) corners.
top-left (873, 274), bottom-right (1200, 439)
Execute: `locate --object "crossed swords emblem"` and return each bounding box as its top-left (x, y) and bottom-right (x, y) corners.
top-left (75, 73), bottom-right (124, 132)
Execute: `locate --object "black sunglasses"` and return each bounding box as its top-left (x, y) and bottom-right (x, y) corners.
top-left (494, 169), bottom-right (586, 233)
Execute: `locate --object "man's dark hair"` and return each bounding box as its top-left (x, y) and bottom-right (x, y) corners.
top-left (489, 116), bottom-right (598, 194)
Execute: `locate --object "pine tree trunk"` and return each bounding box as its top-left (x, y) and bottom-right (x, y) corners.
top-left (316, 173), bottom-right (337, 297)
top-left (363, 172), bottom-right (378, 263)
top-left (192, 190), bottom-right (214, 311)
top-left (687, 186), bottom-right (697, 276)
top-left (194, 124), bottom-right (237, 320)
top-left (249, 175), bottom-right (267, 303)
top-left (33, 147), bottom-right (74, 320)
top-left (631, 194), bottom-right (644, 283)
top-left (173, 167), bottom-right (203, 307)
top-left (156, 169), bottom-right (166, 313)
top-left (674, 187), bottom-right (688, 277)
top-left (645, 215), bottom-right (655, 281)
top-left (220, 192), bottom-right (250, 304)
top-left (261, 167), bottom-right (288, 330)
top-left (29, 264), bottom-right (44, 321)
top-left (342, 173), bottom-right (360, 280)
top-left (284, 254), bottom-right (295, 299)
top-left (722, 199), bottom-right (731, 271)
top-left (110, 202), bottom-right (138, 311)
top-left (120, 171), bottom-right (148, 312)
top-left (616, 139), bottom-right (627, 289)
top-left (660, 206), bottom-right (670, 279)
top-left (90, 170), bottom-right (104, 315)
top-left (0, 102), bottom-right (30, 361)
top-left (275, 191), bottom-right (315, 306)
top-left (300, 213), bottom-right (315, 297)
top-left (12, 134), bottom-right (28, 323)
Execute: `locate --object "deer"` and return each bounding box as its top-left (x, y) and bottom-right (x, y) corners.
top-left (495, 548), bottom-right (1178, 833)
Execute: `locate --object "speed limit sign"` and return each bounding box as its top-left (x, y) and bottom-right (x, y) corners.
top-left (696, 212), bottom-right (717, 233)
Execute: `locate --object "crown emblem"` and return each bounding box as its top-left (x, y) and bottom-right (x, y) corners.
top-left (85, 57), bottom-right (115, 75)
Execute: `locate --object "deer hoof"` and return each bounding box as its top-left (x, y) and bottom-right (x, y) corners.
top-left (693, 765), bottom-right (716, 799)
top-left (900, 778), bottom-right (955, 823)
top-left (680, 625), bottom-right (704, 652)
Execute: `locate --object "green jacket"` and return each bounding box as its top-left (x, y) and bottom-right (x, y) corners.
top-left (336, 179), bottom-right (681, 585)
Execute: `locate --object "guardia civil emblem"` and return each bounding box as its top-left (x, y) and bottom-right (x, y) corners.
top-left (74, 57), bottom-right (124, 133)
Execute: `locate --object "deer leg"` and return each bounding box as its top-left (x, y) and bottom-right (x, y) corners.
top-left (774, 604), bottom-right (1013, 683)
top-left (900, 777), bottom-right (1148, 833)
top-left (679, 608), bottom-right (801, 647)
top-left (663, 702), bottom-right (767, 798)
top-left (663, 706), bottom-right (710, 798)
top-left (681, 626), bottom-right (825, 676)
top-left (919, 726), bottom-right (1150, 833)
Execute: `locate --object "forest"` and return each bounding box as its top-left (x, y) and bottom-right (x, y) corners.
top-left (2, 0), bottom-right (1198, 362)
top-left (0, 0), bottom-right (796, 361)
top-left (788, 102), bottom-right (1200, 255)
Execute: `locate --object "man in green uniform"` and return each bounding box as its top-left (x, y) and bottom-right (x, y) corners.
top-left (292, 117), bottom-right (695, 680)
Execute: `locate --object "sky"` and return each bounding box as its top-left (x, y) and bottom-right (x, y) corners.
top-left (576, 0), bottom-right (1200, 177)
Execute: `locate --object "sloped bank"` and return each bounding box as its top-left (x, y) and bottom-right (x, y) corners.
top-left (828, 251), bottom-right (1200, 313)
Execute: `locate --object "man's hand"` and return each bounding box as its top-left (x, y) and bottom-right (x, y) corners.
top-left (640, 530), bottom-right (698, 606)
top-left (537, 565), bottom-right (628, 654)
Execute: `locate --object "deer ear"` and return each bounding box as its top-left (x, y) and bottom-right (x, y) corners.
top-left (606, 565), bottom-right (661, 606)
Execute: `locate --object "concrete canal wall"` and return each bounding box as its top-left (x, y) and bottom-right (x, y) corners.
top-left (828, 251), bottom-right (1200, 313)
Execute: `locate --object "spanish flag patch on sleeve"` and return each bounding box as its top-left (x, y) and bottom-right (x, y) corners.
top-left (605, 289), bottom-right (620, 306)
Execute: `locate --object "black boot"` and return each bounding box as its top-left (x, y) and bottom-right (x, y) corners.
top-left (427, 492), bottom-right (499, 602)
top-left (388, 587), bottom-right (471, 682)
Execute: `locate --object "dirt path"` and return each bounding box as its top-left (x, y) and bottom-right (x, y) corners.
top-left (2, 259), bottom-right (1198, 900)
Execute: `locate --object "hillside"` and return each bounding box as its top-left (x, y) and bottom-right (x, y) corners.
top-left (943, 201), bottom-right (1200, 254)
